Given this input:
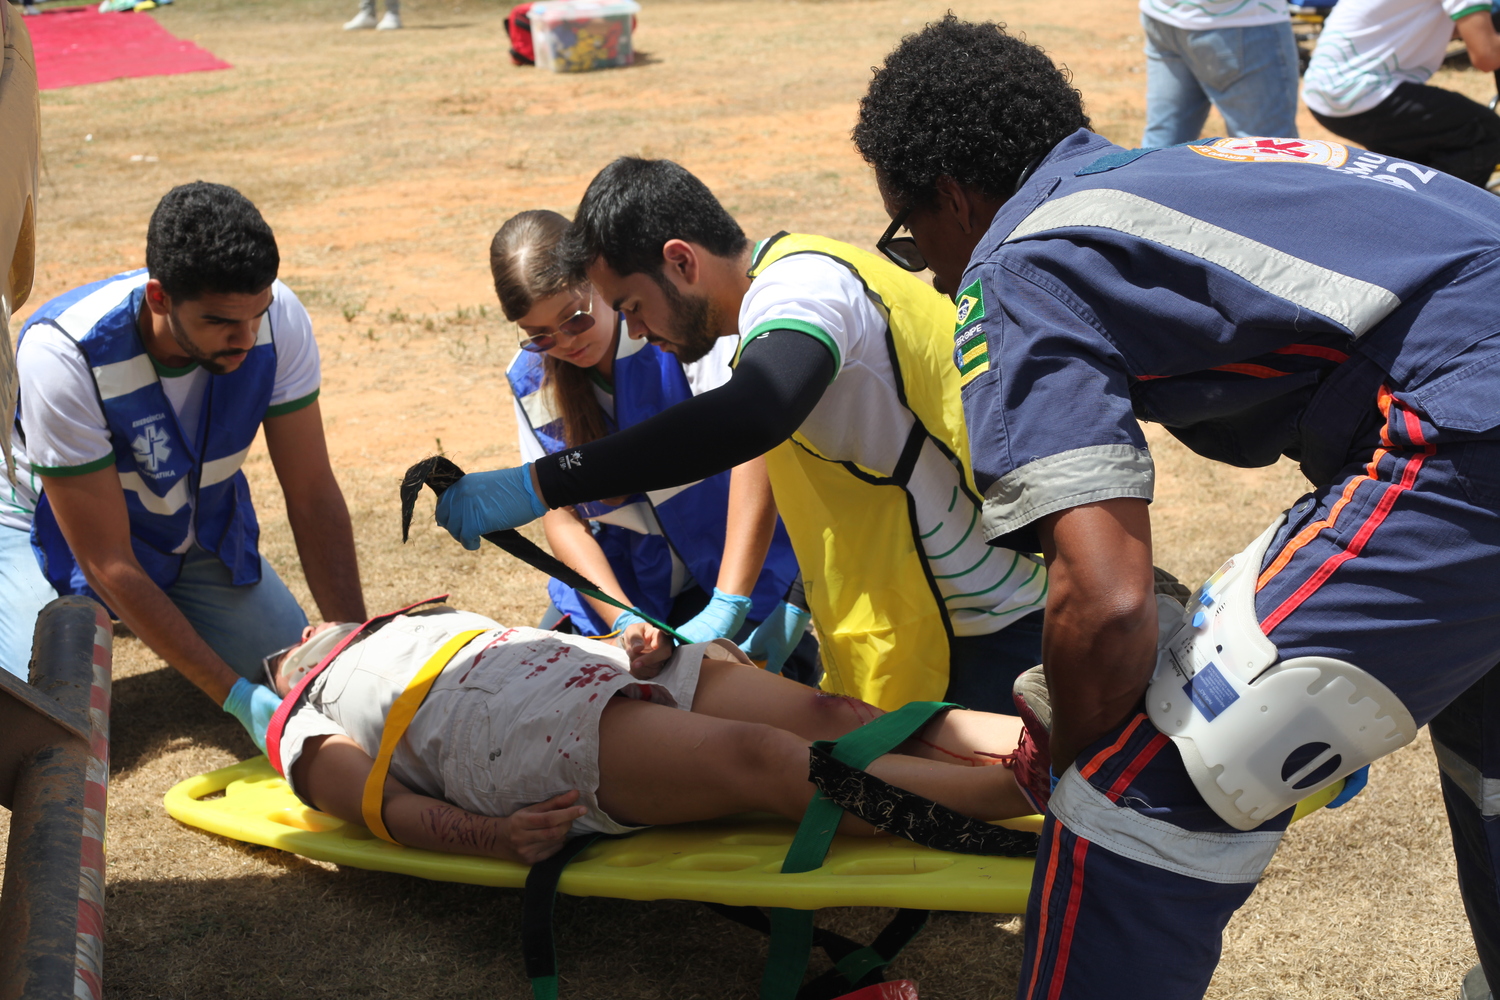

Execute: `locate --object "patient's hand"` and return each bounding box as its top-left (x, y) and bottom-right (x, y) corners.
top-left (620, 622), bottom-right (672, 678)
top-left (503, 790), bottom-right (588, 864)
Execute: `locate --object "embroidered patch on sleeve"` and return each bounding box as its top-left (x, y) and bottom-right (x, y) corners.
top-left (954, 279), bottom-right (986, 329)
top-left (952, 278), bottom-right (990, 386)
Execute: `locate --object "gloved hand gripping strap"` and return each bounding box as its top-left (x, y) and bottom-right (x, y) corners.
top-left (400, 455), bottom-right (691, 644)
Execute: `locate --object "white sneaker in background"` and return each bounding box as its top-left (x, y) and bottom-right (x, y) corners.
top-left (343, 10), bottom-right (377, 29)
top-left (376, 10), bottom-right (401, 29)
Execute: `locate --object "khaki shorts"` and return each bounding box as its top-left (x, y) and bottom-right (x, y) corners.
top-left (437, 634), bottom-right (742, 836)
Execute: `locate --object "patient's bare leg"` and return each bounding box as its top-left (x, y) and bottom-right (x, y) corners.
top-left (688, 657), bottom-right (1025, 766)
top-left (594, 697), bottom-right (1031, 830)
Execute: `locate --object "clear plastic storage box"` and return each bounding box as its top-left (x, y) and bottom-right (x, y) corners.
top-left (529, 0), bottom-right (640, 73)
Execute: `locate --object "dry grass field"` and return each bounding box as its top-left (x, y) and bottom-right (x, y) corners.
top-left (5, 0), bottom-right (1497, 995)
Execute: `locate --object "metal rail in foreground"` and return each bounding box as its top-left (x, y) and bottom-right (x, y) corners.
top-left (0, 597), bottom-right (113, 1000)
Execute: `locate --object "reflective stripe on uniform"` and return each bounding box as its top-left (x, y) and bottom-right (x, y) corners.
top-left (201, 445), bottom-right (250, 488)
top-left (1433, 736), bottom-right (1500, 816)
top-left (520, 385), bottom-right (560, 430)
top-left (92, 355), bottom-right (155, 401)
top-left (117, 471), bottom-right (189, 517)
top-left (1004, 189), bottom-right (1402, 338)
top-left (51, 276), bottom-right (146, 342)
top-left (1049, 767), bottom-right (1285, 884)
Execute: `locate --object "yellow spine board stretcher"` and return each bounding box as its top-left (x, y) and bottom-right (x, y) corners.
top-left (164, 757), bottom-right (1341, 915)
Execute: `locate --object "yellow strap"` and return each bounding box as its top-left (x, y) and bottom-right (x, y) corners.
top-left (361, 629), bottom-right (488, 844)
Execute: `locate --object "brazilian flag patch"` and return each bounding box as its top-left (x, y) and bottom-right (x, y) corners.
top-left (953, 278), bottom-right (989, 385)
top-left (954, 279), bottom-right (986, 329)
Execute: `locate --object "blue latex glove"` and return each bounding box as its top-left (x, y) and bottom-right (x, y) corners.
top-left (674, 588), bottom-right (753, 644)
top-left (1325, 764), bottom-right (1370, 809)
top-left (434, 465), bottom-right (547, 550)
top-left (741, 601), bottom-right (813, 674)
top-left (610, 608), bottom-right (647, 634)
top-left (223, 677), bottom-right (281, 754)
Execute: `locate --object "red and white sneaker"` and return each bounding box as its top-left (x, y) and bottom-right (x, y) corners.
top-left (1002, 665), bottom-right (1054, 813)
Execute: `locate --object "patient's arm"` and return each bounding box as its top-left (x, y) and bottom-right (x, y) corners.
top-left (293, 734), bottom-right (587, 864)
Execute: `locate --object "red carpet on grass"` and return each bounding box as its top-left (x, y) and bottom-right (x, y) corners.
top-left (26, 7), bottom-right (230, 90)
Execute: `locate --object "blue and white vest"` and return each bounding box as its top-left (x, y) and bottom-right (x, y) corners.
top-left (507, 331), bottom-right (801, 635)
top-left (18, 270), bottom-right (276, 599)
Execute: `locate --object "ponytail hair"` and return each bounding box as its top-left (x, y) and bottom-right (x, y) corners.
top-left (491, 210), bottom-right (612, 450)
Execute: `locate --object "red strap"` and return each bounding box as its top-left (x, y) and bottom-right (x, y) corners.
top-left (265, 595), bottom-right (449, 775)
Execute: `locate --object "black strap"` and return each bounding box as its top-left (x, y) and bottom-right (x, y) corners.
top-left (704, 903), bottom-right (930, 1000)
top-left (521, 834), bottom-right (606, 1000)
top-left (400, 456), bottom-right (690, 644)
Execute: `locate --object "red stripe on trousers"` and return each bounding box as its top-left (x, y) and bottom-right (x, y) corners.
top-left (1029, 723), bottom-right (1165, 998)
top-left (1261, 444), bottom-right (1431, 633)
top-left (1106, 733), bottom-right (1170, 801)
top-left (1273, 343), bottom-right (1349, 363)
top-left (1025, 828), bottom-right (1069, 999)
top-left (1079, 714), bottom-right (1149, 781)
top-left (1046, 835), bottom-right (1092, 1000)
top-left (1043, 733), bottom-right (1166, 998)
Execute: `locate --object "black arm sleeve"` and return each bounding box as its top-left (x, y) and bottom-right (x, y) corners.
top-left (533, 328), bottom-right (836, 508)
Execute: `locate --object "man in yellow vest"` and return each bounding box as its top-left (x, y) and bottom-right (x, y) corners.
top-left (433, 157), bottom-right (1046, 713)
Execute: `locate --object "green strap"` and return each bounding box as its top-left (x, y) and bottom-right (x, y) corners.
top-left (759, 701), bottom-right (957, 1000)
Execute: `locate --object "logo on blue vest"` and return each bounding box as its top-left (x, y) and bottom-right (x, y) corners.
top-left (132, 423), bottom-right (173, 476)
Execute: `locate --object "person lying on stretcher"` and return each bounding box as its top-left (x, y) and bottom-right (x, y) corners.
top-left (273, 602), bottom-right (1040, 865)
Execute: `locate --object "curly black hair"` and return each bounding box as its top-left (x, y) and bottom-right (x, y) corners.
top-left (146, 182), bottom-right (279, 301)
top-left (560, 157), bottom-right (747, 283)
top-left (853, 15), bottom-right (1090, 208)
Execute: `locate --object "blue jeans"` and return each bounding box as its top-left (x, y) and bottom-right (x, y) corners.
top-left (164, 545), bottom-right (309, 681)
top-left (1141, 14), bottom-right (1300, 147)
top-left (0, 525), bottom-right (307, 681)
top-left (0, 524), bottom-right (59, 679)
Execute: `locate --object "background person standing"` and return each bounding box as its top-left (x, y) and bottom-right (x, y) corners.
top-left (1140, 0), bottom-right (1301, 145)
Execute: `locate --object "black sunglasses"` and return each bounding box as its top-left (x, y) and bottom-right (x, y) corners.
top-left (877, 204), bottom-right (927, 273)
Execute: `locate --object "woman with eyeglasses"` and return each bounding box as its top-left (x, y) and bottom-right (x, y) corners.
top-left (489, 211), bottom-right (820, 683)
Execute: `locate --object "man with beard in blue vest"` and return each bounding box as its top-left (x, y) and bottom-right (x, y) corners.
top-left (0, 182), bottom-right (366, 752)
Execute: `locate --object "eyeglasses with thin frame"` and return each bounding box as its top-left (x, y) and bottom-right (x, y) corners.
top-left (877, 203), bottom-right (927, 273)
top-left (517, 294), bottom-right (597, 353)
top-left (262, 640), bottom-right (302, 688)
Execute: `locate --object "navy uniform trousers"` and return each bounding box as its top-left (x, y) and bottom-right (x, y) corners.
top-left (1018, 386), bottom-right (1500, 999)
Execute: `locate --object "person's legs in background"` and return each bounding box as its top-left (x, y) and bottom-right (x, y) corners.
top-left (1312, 82), bottom-right (1500, 187)
top-left (0, 525), bottom-right (58, 680)
top-left (1430, 666), bottom-right (1500, 994)
top-left (945, 610), bottom-right (1044, 716)
top-left (1192, 20), bottom-right (1301, 138)
top-left (164, 548), bottom-right (309, 681)
top-left (344, 0), bottom-right (399, 30)
top-left (1142, 15), bottom-right (1214, 147)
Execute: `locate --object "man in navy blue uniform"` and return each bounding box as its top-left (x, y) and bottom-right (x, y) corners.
top-left (855, 15), bottom-right (1500, 1000)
